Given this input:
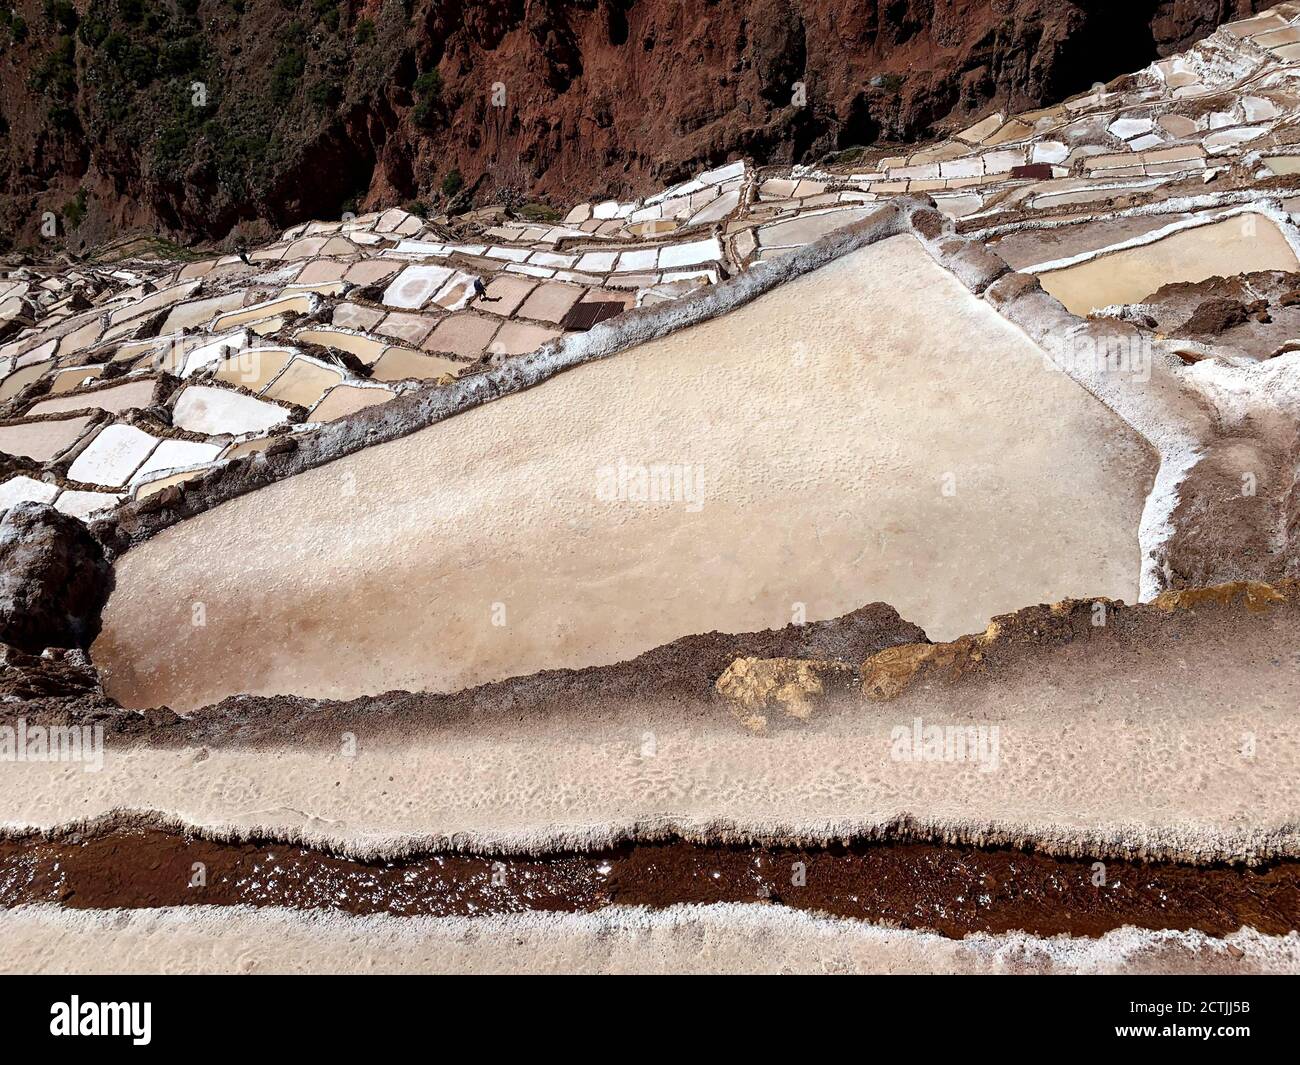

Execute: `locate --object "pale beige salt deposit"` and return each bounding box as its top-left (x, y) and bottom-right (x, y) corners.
top-left (95, 235), bottom-right (1156, 710)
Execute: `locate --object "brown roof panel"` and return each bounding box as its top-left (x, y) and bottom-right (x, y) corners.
top-left (560, 301), bottom-right (625, 331)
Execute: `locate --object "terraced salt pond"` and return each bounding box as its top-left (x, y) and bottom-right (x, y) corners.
top-left (94, 235), bottom-right (1157, 710)
top-left (0, 414), bottom-right (93, 461)
top-left (1034, 213), bottom-right (1300, 314)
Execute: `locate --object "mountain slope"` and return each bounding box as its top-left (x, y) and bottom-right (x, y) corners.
top-left (0, 0), bottom-right (1275, 248)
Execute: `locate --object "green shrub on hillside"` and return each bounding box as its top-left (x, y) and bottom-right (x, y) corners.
top-left (312, 0), bottom-right (340, 32)
top-left (61, 187), bottom-right (87, 228)
top-left (413, 67), bottom-right (441, 126)
top-left (48, 103), bottom-right (78, 131)
top-left (78, 14), bottom-right (110, 46)
top-left (518, 202), bottom-right (560, 222)
top-left (270, 47), bottom-right (306, 103)
top-left (308, 77), bottom-right (342, 110)
top-left (103, 32), bottom-right (161, 89)
top-left (162, 35), bottom-right (203, 75)
top-left (414, 69), bottom-right (441, 99)
top-left (42, 0), bottom-right (79, 33)
top-left (31, 35), bottom-right (77, 96)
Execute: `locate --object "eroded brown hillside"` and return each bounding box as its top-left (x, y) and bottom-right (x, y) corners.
top-left (0, 0), bottom-right (1277, 248)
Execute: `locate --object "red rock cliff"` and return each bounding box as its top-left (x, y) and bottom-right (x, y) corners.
top-left (0, 0), bottom-right (1276, 247)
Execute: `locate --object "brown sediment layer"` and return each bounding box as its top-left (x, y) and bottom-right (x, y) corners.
top-left (8, 579), bottom-right (1296, 743)
top-left (1, 827), bottom-right (1296, 940)
top-left (1122, 269), bottom-right (1300, 360)
top-left (858, 579), bottom-right (1299, 701)
top-left (1, 600), bottom-right (925, 745)
top-left (0, 644), bottom-right (100, 701)
top-left (3, 580), bottom-right (1295, 868)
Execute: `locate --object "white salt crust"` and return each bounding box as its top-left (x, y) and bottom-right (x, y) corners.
top-left (2, 904), bottom-right (1295, 975)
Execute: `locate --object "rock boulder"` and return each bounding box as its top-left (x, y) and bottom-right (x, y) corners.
top-left (0, 503), bottom-right (113, 653)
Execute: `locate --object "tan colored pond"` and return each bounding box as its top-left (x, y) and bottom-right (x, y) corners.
top-left (95, 235), bottom-right (1156, 710)
top-left (1035, 214), bottom-right (1300, 314)
top-left (27, 379), bottom-right (157, 417)
top-left (1264, 156), bottom-right (1300, 175)
top-left (0, 415), bottom-right (93, 462)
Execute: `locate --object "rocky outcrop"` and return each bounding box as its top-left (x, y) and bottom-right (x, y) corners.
top-left (0, 503), bottom-right (112, 653)
top-left (0, 0), bottom-right (1278, 247)
top-left (859, 580), bottom-right (1299, 701)
top-left (1127, 271), bottom-right (1300, 360)
top-left (714, 656), bottom-right (853, 732)
top-left (0, 643), bottom-right (104, 702)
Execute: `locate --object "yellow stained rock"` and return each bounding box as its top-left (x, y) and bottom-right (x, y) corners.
top-left (714, 657), bottom-right (851, 733)
top-left (862, 628), bottom-right (998, 701)
top-left (861, 642), bottom-right (983, 701)
top-left (862, 582), bottom-right (1300, 701)
top-left (1152, 581), bottom-right (1290, 613)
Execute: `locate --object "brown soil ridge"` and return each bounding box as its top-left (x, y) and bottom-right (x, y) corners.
top-left (0, 600), bottom-right (927, 745)
top-left (7, 579), bottom-right (1297, 745)
top-left (857, 579), bottom-right (1297, 701)
top-left (1, 826), bottom-right (1296, 940)
top-left (4, 569), bottom-right (1296, 875)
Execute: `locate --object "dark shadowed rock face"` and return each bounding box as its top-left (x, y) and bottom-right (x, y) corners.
top-left (0, 503), bottom-right (112, 653)
top-left (0, 643), bottom-right (103, 703)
